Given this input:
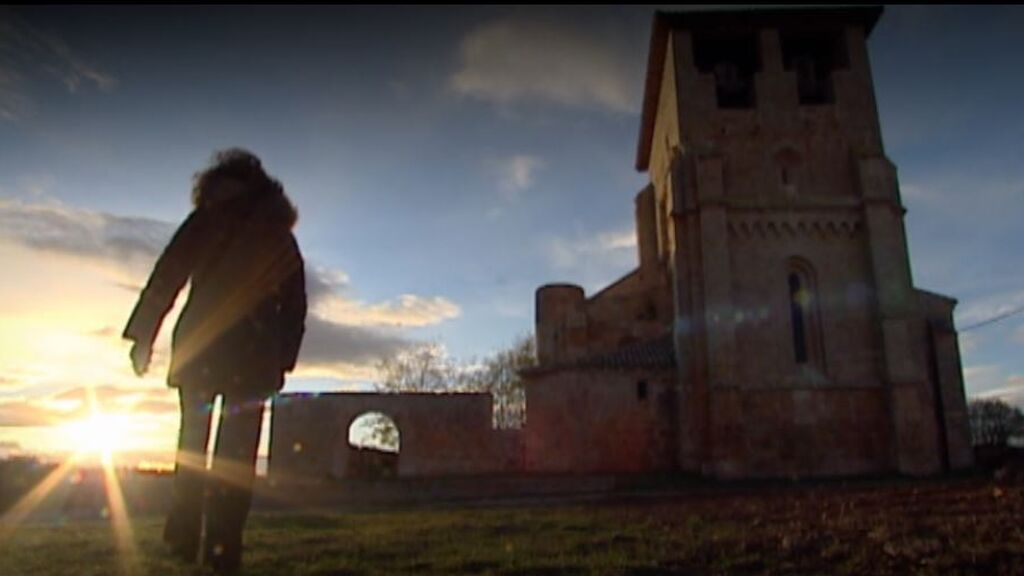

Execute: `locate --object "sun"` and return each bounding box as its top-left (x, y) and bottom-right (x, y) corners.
top-left (63, 412), bottom-right (132, 462)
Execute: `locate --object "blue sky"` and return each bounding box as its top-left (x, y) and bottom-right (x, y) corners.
top-left (1, 5), bottom-right (1023, 460)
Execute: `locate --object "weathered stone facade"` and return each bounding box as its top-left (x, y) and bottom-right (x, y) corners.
top-left (270, 6), bottom-right (973, 483)
top-left (526, 6), bottom-right (973, 479)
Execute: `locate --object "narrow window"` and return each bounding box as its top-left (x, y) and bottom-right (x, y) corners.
top-left (636, 380), bottom-right (648, 401)
top-left (789, 273), bottom-right (808, 363)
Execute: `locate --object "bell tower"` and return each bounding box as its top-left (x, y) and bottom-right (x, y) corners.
top-left (636, 7), bottom-right (973, 478)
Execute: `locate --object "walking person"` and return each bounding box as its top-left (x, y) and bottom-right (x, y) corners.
top-left (123, 149), bottom-right (306, 574)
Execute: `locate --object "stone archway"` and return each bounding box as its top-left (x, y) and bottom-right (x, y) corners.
top-left (345, 411), bottom-right (400, 479)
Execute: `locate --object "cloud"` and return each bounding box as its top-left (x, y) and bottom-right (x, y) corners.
top-left (546, 227), bottom-right (636, 269)
top-left (51, 385), bottom-right (159, 408)
top-left (900, 172), bottom-right (1024, 303)
top-left (495, 155), bottom-right (544, 201)
top-left (956, 289), bottom-right (1024, 328)
top-left (544, 225), bottom-right (638, 293)
top-left (306, 265), bottom-right (352, 304)
top-left (0, 67), bottom-right (32, 121)
top-left (0, 197), bottom-right (461, 329)
top-left (0, 400), bottom-right (61, 427)
top-left (132, 398), bottom-right (180, 416)
top-left (310, 271), bottom-right (461, 329)
top-left (295, 315), bottom-right (411, 376)
top-left (0, 198), bottom-right (174, 277)
top-left (958, 331), bottom-right (978, 354)
top-left (0, 9), bottom-right (117, 122)
top-left (597, 229), bottom-right (637, 251)
top-left (899, 184), bottom-right (933, 201)
top-left (0, 385), bottom-right (179, 428)
top-left (964, 364), bottom-right (1005, 396)
top-left (450, 19), bottom-right (639, 113)
top-left (974, 375), bottom-right (1024, 408)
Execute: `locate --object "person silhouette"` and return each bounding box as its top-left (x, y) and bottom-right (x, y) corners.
top-left (123, 149), bottom-right (306, 574)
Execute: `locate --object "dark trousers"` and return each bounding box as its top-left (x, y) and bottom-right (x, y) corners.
top-left (163, 387), bottom-right (266, 570)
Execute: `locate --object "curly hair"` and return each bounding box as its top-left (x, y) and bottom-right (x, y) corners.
top-left (191, 149), bottom-right (279, 205)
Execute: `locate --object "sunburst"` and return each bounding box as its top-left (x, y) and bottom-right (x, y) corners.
top-left (0, 387), bottom-right (141, 573)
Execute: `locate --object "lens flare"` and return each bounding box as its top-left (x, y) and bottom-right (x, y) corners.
top-left (62, 412), bottom-right (132, 463)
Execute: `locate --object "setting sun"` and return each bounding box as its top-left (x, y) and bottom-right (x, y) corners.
top-left (62, 413), bottom-right (133, 460)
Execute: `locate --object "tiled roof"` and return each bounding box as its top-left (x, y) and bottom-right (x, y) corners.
top-left (523, 333), bottom-right (676, 376)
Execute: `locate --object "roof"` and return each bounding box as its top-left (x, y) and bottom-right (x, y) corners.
top-left (635, 5), bottom-right (884, 171)
top-left (522, 333), bottom-right (676, 377)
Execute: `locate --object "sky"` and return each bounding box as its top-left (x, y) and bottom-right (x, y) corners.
top-left (1, 5), bottom-right (1023, 464)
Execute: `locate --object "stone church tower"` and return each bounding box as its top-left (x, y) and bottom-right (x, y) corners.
top-left (524, 6), bottom-right (973, 479)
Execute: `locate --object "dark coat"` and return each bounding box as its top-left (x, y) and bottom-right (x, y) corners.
top-left (124, 192), bottom-right (306, 396)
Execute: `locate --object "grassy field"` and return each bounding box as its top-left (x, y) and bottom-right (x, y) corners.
top-left (3, 477), bottom-right (1023, 575)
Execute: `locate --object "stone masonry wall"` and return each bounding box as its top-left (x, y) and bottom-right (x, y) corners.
top-left (269, 392), bottom-right (522, 483)
top-left (707, 387), bottom-right (892, 479)
top-left (524, 369), bottom-right (676, 474)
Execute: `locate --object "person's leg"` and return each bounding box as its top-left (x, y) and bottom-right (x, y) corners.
top-left (204, 393), bottom-right (266, 574)
top-left (164, 387), bottom-right (215, 562)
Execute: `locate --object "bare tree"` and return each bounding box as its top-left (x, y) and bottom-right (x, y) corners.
top-left (968, 398), bottom-right (1024, 447)
top-left (461, 334), bottom-right (536, 429)
top-left (375, 343), bottom-right (459, 393)
top-left (372, 335), bottom-right (537, 430)
top-left (364, 343), bottom-right (459, 452)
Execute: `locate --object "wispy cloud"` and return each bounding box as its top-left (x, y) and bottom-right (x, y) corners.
top-left (974, 375), bottom-right (1024, 407)
top-left (956, 289), bottom-right (1024, 328)
top-left (958, 331), bottom-right (979, 354)
top-left (294, 316), bottom-right (410, 379)
top-left (0, 67), bottom-right (33, 121)
top-left (964, 364), bottom-right (1006, 397)
top-left (314, 293), bottom-right (460, 329)
top-left (0, 197), bottom-right (174, 277)
top-left (544, 225), bottom-right (637, 293)
top-left (495, 154), bottom-right (543, 201)
top-left (546, 227), bottom-right (636, 268)
top-left (450, 18), bottom-right (639, 113)
top-left (0, 9), bottom-right (117, 122)
top-left (597, 229), bottom-right (637, 251)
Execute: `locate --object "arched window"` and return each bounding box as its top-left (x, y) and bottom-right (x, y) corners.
top-left (789, 272), bottom-right (810, 363)
top-left (786, 259), bottom-right (824, 369)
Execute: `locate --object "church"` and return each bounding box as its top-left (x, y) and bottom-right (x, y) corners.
top-left (522, 5), bottom-right (973, 478)
top-left (270, 6), bottom-right (973, 483)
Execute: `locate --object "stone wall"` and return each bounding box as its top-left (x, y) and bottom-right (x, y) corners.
top-left (524, 369), bottom-right (676, 474)
top-left (535, 271), bottom-right (672, 368)
top-left (706, 387), bottom-right (891, 479)
top-left (920, 290), bottom-right (974, 470)
top-left (269, 392), bottom-right (522, 483)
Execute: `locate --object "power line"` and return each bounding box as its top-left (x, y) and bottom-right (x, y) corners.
top-left (960, 303), bottom-right (1024, 332)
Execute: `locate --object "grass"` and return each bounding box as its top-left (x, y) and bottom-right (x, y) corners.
top-left (3, 477), bottom-right (1023, 575)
